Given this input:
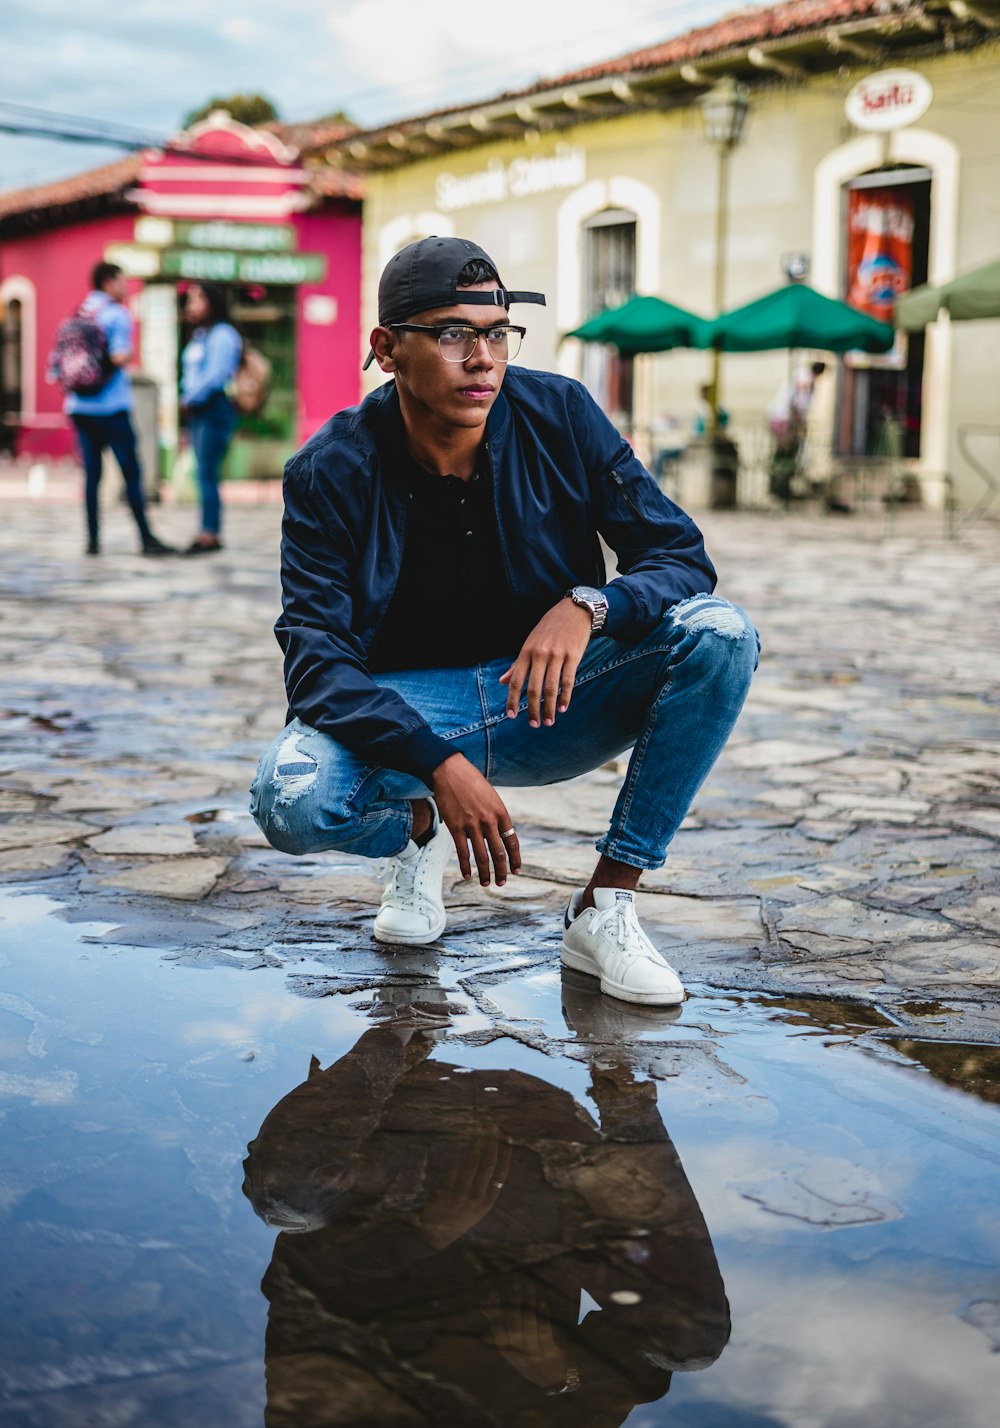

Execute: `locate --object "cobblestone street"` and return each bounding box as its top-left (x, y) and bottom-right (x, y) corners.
top-left (2, 497), bottom-right (1000, 1426)
top-left (2, 498), bottom-right (998, 1040)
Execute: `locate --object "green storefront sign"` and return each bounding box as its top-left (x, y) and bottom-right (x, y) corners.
top-left (177, 220), bottom-right (296, 253)
top-left (161, 249), bottom-right (327, 285)
top-left (133, 217), bottom-right (298, 253)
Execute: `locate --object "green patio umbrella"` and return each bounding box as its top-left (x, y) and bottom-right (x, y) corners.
top-left (707, 282), bottom-right (895, 354)
top-left (895, 258), bottom-right (1000, 330)
top-left (566, 294), bottom-right (711, 353)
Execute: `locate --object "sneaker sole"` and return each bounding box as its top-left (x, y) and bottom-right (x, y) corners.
top-left (373, 912), bottom-right (447, 946)
top-left (560, 941), bottom-right (685, 1006)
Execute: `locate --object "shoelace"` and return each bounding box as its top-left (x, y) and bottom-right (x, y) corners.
top-left (590, 901), bottom-right (657, 961)
top-left (384, 854), bottom-right (417, 907)
top-left (384, 841), bottom-right (435, 908)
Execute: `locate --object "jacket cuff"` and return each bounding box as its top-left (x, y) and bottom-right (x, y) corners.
top-left (601, 581), bottom-right (639, 640)
top-left (392, 725), bottom-right (455, 784)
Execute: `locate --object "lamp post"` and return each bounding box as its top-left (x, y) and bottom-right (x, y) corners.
top-left (699, 77), bottom-right (750, 437)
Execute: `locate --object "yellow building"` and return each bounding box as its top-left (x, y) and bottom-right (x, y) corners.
top-left (323, 0), bottom-right (1000, 510)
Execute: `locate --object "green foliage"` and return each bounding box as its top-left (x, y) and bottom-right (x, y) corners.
top-left (313, 109), bottom-right (353, 128)
top-left (184, 94), bottom-right (280, 129)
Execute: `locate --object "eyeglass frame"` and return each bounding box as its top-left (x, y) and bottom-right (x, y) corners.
top-left (387, 321), bottom-right (527, 363)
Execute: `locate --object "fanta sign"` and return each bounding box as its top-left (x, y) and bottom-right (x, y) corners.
top-left (845, 70), bottom-right (932, 132)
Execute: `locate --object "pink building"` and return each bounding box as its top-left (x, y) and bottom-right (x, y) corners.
top-left (0, 113), bottom-right (362, 474)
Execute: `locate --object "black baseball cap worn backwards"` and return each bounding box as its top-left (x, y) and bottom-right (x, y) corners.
top-left (363, 236), bottom-right (546, 369)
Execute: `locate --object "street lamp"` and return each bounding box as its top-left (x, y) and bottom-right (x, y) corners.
top-left (699, 77), bottom-right (750, 436)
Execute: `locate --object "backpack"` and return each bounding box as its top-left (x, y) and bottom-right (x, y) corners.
top-left (231, 344), bottom-right (272, 415)
top-left (52, 306), bottom-right (113, 395)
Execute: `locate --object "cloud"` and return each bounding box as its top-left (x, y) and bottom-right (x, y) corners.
top-left (0, 0), bottom-right (728, 188)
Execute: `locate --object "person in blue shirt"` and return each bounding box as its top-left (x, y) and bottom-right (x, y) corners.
top-left (180, 281), bottom-right (243, 555)
top-left (59, 261), bottom-right (172, 557)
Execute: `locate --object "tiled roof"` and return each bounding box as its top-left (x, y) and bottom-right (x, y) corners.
top-left (323, 0), bottom-right (999, 165)
top-left (0, 139), bottom-right (363, 229)
top-left (270, 119), bottom-right (356, 153)
top-left (556, 0), bottom-right (896, 81)
top-left (0, 154), bottom-right (142, 222)
top-left (305, 166), bottom-right (365, 201)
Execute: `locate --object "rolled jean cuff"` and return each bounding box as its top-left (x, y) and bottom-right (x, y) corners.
top-left (594, 836), bottom-right (666, 872)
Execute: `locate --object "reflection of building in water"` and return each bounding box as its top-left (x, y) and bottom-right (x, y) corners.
top-left (243, 993), bottom-right (730, 1428)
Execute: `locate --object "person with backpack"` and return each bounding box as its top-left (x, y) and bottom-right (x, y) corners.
top-left (179, 282), bottom-right (243, 555)
top-left (51, 261), bottom-right (172, 557)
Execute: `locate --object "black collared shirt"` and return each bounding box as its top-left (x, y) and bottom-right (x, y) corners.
top-left (367, 453), bottom-right (541, 672)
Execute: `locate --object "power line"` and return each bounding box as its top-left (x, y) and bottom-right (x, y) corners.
top-left (0, 103), bottom-right (294, 170)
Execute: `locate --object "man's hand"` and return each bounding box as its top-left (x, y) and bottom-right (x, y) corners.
top-left (499, 598), bottom-right (592, 727)
top-left (414, 1123), bottom-right (511, 1250)
top-left (431, 754), bottom-right (521, 886)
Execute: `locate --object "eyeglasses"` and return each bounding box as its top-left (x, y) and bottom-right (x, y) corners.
top-left (389, 322), bottom-right (525, 363)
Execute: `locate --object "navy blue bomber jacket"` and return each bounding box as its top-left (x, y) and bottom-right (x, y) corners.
top-left (276, 367), bottom-right (717, 783)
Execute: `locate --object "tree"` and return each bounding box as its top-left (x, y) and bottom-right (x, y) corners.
top-left (183, 94), bottom-right (280, 129)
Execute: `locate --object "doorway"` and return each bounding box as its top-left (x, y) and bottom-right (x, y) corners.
top-left (837, 167), bottom-right (931, 459)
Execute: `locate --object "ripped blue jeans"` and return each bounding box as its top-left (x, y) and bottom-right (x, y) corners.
top-left (250, 595), bottom-right (759, 871)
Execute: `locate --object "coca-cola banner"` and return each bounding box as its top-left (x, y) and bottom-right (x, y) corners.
top-left (846, 187), bottom-right (915, 321)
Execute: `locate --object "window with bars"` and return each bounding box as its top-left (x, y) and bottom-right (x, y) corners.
top-left (582, 210), bottom-right (636, 428)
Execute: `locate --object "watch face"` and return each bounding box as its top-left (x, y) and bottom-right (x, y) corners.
top-left (574, 586), bottom-right (603, 603)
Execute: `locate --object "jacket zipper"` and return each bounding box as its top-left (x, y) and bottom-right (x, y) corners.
top-left (612, 469), bottom-right (644, 519)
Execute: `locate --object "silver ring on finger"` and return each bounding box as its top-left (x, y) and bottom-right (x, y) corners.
top-left (500, 827), bottom-right (516, 840)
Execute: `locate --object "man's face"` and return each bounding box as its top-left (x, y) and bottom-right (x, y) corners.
top-left (373, 281), bottom-right (510, 432)
top-left (105, 273), bottom-right (127, 303)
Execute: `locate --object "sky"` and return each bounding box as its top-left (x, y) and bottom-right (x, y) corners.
top-left (0, 0), bottom-right (744, 192)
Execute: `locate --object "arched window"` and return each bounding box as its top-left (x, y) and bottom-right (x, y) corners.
top-left (1, 297), bottom-right (23, 422)
top-left (582, 208), bottom-right (636, 429)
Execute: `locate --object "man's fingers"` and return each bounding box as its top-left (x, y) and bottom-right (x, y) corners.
top-left (450, 830), bottom-right (472, 880)
top-left (471, 833), bottom-right (492, 887)
top-left (542, 660), bottom-right (562, 726)
top-left (557, 657), bottom-right (578, 715)
top-left (504, 655), bottom-right (529, 718)
top-left (500, 825), bottom-right (521, 874)
top-left (526, 658), bottom-right (547, 727)
top-left (485, 828), bottom-right (508, 887)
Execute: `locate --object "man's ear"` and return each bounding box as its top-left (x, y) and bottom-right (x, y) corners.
top-left (370, 326), bottom-right (398, 372)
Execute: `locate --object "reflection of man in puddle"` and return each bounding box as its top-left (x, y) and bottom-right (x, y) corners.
top-left (243, 980), bottom-right (730, 1426)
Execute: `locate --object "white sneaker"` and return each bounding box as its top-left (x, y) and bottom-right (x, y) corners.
top-left (561, 887), bottom-right (685, 1005)
top-left (373, 803), bottom-right (450, 945)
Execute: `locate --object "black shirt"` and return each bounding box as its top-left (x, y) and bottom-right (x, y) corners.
top-left (367, 453), bottom-right (543, 672)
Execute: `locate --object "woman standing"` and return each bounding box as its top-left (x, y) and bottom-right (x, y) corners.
top-left (180, 282), bottom-right (242, 555)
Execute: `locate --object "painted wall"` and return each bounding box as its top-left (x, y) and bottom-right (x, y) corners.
top-left (1, 203), bottom-right (362, 461)
top-left (294, 205), bottom-right (362, 444)
top-left (360, 47), bottom-right (1000, 508)
top-left (3, 115), bottom-right (362, 465)
top-left (2, 214), bottom-right (138, 459)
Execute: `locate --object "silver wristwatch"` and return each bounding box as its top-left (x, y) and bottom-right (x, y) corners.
top-left (567, 585), bottom-right (609, 635)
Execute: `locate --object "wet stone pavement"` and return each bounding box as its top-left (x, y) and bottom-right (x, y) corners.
top-left (0, 499), bottom-right (999, 1426)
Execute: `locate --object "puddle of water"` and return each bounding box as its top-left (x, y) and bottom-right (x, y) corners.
top-left (1, 890), bottom-right (999, 1427)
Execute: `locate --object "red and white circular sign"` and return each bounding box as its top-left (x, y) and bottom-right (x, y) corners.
top-left (845, 69), bottom-right (933, 132)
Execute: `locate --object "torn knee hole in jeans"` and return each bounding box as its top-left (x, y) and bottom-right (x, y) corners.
top-left (673, 595), bottom-right (751, 640)
top-left (272, 730), bottom-right (319, 805)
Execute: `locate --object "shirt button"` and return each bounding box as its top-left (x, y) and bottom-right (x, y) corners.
top-left (465, 530), bottom-right (473, 538)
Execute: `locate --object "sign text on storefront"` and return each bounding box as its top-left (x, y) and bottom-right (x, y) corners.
top-left (436, 144), bottom-right (586, 211)
top-left (105, 244), bottom-right (326, 285)
top-left (845, 70), bottom-right (933, 132)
